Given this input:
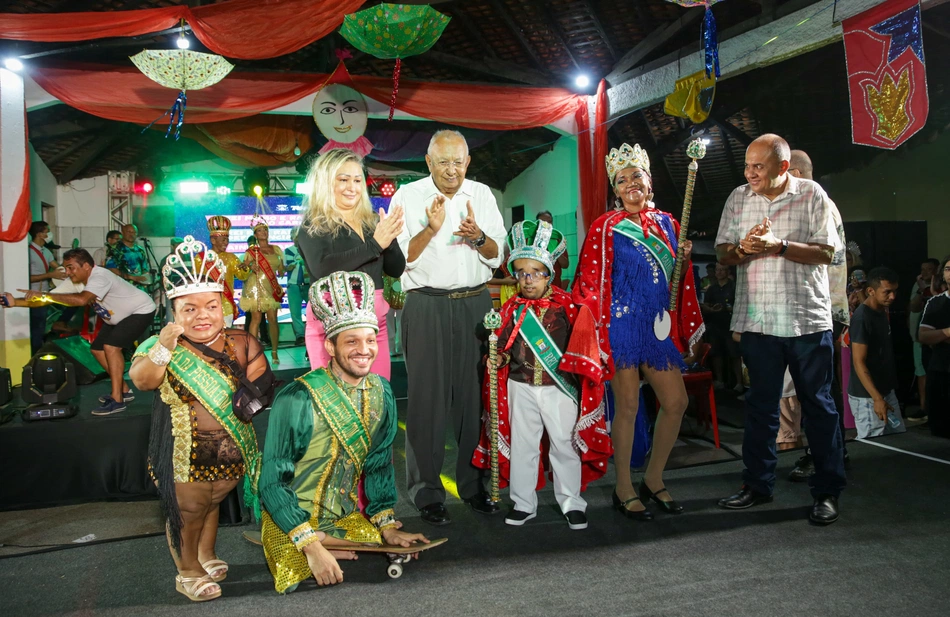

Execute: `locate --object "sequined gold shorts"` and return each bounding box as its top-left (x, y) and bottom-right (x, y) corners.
top-left (189, 429), bottom-right (245, 482)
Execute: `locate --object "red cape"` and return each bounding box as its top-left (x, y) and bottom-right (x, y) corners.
top-left (571, 208), bottom-right (704, 381)
top-left (472, 287), bottom-right (612, 491)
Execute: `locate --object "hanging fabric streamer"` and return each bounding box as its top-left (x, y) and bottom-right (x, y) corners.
top-left (664, 0), bottom-right (723, 79)
top-left (702, 1), bottom-right (720, 79)
top-left (389, 58), bottom-right (402, 122)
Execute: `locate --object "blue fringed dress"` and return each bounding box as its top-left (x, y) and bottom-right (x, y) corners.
top-left (607, 213), bottom-right (685, 372)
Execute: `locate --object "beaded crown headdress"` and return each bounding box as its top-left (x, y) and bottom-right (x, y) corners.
top-left (606, 142), bottom-right (651, 184)
top-left (207, 216), bottom-right (232, 237)
top-left (309, 271), bottom-right (378, 338)
top-left (162, 235), bottom-right (225, 299)
top-left (506, 220), bottom-right (566, 278)
top-left (250, 215), bottom-right (268, 230)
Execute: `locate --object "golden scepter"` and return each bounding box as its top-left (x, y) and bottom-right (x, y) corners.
top-left (483, 308), bottom-right (503, 503)
top-left (669, 139), bottom-right (707, 312)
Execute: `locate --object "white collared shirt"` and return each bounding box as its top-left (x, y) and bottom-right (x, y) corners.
top-left (394, 176), bottom-right (505, 291)
top-left (715, 175), bottom-right (842, 338)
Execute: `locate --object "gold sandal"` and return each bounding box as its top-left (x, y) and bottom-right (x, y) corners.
top-left (175, 574), bottom-right (221, 602)
top-left (202, 559), bottom-right (228, 582)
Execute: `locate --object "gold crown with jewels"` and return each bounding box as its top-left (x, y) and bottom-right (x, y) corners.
top-left (207, 216), bottom-right (232, 237)
top-left (309, 271), bottom-right (378, 339)
top-left (250, 215), bottom-right (268, 230)
top-left (162, 235), bottom-right (225, 299)
top-left (606, 142), bottom-right (651, 184)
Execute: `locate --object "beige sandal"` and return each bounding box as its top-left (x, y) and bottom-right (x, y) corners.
top-left (175, 574), bottom-right (221, 602)
top-left (202, 559), bottom-right (229, 582)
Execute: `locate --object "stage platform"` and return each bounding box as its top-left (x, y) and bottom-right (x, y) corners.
top-left (0, 345), bottom-right (407, 511)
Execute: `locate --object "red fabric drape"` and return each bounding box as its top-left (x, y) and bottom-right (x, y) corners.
top-left (0, 117), bottom-right (30, 243)
top-left (577, 79), bottom-right (608, 234)
top-left (29, 63), bottom-right (585, 131)
top-left (0, 0), bottom-right (364, 60)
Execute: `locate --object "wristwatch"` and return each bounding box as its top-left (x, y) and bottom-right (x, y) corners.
top-left (472, 230), bottom-right (487, 248)
top-left (777, 239), bottom-right (789, 256)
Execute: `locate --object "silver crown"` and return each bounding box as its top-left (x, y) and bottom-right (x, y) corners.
top-left (309, 271), bottom-right (378, 339)
top-left (162, 235), bottom-right (226, 299)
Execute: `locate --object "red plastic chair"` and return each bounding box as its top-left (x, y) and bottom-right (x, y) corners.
top-left (655, 343), bottom-right (720, 448)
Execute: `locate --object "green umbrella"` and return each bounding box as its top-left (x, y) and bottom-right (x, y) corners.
top-left (339, 3), bottom-right (450, 120)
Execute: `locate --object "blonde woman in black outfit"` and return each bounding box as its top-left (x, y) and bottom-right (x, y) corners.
top-left (296, 148), bottom-right (405, 379)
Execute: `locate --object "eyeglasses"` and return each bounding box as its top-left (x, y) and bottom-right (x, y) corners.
top-left (434, 160), bottom-right (466, 170)
top-left (514, 271), bottom-right (550, 283)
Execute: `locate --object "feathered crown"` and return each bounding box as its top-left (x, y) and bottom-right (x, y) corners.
top-left (309, 271), bottom-right (378, 339)
top-left (606, 142), bottom-right (650, 183)
top-left (162, 235), bottom-right (225, 299)
top-left (506, 220), bottom-right (566, 278)
top-left (207, 216), bottom-right (232, 237)
top-left (250, 215), bottom-right (268, 230)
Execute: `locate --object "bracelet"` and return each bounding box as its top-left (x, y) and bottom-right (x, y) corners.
top-left (147, 343), bottom-right (172, 366)
top-left (289, 522), bottom-right (321, 551)
top-left (777, 239), bottom-right (789, 256)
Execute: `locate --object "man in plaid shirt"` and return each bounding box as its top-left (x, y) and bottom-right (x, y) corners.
top-left (714, 134), bottom-right (846, 525)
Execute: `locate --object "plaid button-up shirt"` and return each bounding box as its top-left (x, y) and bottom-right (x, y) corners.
top-left (715, 175), bottom-right (841, 338)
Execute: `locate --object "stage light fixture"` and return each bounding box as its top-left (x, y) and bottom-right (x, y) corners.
top-left (135, 178), bottom-right (155, 194)
top-left (180, 180), bottom-right (210, 194)
top-left (177, 36), bottom-right (190, 50)
top-left (701, 138), bottom-right (711, 145)
top-left (379, 180), bottom-right (396, 197)
top-left (295, 182), bottom-right (312, 195)
top-left (20, 353), bottom-right (78, 421)
top-left (574, 74), bottom-right (590, 89)
top-left (243, 168), bottom-right (270, 197)
top-left (4, 58), bottom-right (23, 72)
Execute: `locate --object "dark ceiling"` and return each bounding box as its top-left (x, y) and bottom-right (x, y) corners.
top-left (6, 0), bottom-right (950, 235)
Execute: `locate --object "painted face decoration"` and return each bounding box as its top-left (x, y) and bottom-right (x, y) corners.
top-left (312, 84), bottom-right (369, 145)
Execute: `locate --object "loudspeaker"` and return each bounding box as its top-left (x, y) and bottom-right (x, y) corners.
top-left (0, 367), bottom-right (12, 406)
top-left (29, 337), bottom-right (106, 385)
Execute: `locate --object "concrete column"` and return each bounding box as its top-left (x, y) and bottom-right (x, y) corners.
top-left (0, 67), bottom-right (31, 379)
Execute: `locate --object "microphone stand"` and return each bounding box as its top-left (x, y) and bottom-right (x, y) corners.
top-left (139, 237), bottom-right (164, 332)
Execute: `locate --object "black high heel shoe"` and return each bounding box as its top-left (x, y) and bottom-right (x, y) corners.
top-left (638, 480), bottom-right (684, 514)
top-left (611, 490), bottom-right (654, 521)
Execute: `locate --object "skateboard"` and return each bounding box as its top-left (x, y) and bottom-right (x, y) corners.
top-left (243, 530), bottom-right (447, 579)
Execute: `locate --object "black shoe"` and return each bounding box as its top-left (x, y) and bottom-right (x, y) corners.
top-left (809, 494), bottom-right (839, 525)
top-left (717, 486), bottom-right (773, 510)
top-left (788, 454), bottom-right (815, 482)
top-left (419, 503), bottom-right (451, 526)
top-left (611, 490), bottom-right (654, 521)
top-left (564, 510), bottom-right (588, 530)
top-left (638, 480), bottom-right (684, 514)
top-left (505, 509), bottom-right (536, 526)
top-left (464, 491), bottom-right (501, 515)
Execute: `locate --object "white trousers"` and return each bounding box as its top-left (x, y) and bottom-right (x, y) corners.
top-left (508, 379), bottom-right (586, 514)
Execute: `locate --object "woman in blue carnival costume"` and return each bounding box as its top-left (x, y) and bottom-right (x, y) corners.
top-left (573, 143), bottom-right (704, 520)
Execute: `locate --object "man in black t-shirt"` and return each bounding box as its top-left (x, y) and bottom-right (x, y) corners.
top-left (918, 259), bottom-right (950, 438)
top-left (848, 267), bottom-right (905, 438)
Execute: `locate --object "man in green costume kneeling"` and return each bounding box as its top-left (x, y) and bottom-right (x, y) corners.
top-left (258, 270), bottom-right (428, 592)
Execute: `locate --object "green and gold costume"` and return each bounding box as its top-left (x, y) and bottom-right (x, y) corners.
top-left (258, 366), bottom-right (399, 593)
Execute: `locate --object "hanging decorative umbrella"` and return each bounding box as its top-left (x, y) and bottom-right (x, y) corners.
top-left (666, 1), bottom-right (725, 79)
top-left (339, 3), bottom-right (450, 120)
top-left (131, 49), bottom-right (234, 139)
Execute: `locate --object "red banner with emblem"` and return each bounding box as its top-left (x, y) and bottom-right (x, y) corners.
top-left (843, 0), bottom-right (928, 150)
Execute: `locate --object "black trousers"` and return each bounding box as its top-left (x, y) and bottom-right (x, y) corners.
top-left (402, 287), bottom-right (491, 508)
top-left (926, 370), bottom-right (950, 438)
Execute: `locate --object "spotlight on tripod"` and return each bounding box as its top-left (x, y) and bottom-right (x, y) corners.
top-left (21, 353), bottom-right (79, 421)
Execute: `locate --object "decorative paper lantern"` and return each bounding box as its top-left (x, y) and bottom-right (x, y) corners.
top-left (131, 49), bottom-right (233, 139)
top-left (665, 0), bottom-right (725, 79)
top-left (339, 3), bottom-right (450, 120)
